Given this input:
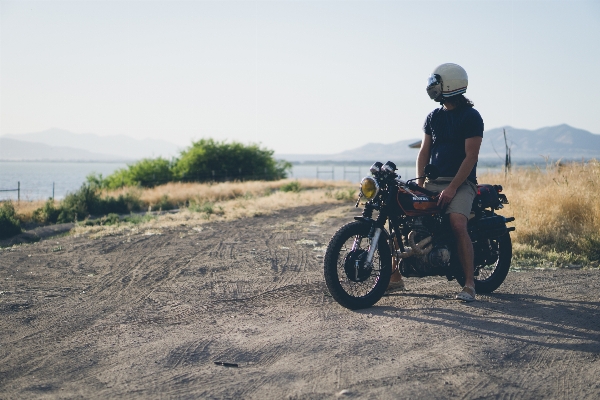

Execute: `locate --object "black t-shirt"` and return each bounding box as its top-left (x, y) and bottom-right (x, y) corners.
top-left (423, 105), bottom-right (484, 183)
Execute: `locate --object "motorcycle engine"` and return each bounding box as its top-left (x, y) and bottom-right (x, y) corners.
top-left (399, 217), bottom-right (451, 277)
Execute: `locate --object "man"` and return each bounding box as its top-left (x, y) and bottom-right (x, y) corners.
top-left (388, 63), bottom-right (483, 302)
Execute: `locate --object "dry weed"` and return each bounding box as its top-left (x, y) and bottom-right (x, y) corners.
top-left (479, 160), bottom-right (600, 263)
top-left (12, 200), bottom-right (46, 222)
top-left (72, 186), bottom-right (357, 238)
top-left (104, 179), bottom-right (351, 208)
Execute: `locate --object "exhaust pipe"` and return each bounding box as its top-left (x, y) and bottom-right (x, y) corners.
top-left (397, 231), bottom-right (433, 259)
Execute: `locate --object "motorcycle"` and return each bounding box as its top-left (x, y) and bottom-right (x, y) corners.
top-left (323, 161), bottom-right (515, 310)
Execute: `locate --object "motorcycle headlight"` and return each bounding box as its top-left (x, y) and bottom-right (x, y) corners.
top-left (360, 176), bottom-right (379, 200)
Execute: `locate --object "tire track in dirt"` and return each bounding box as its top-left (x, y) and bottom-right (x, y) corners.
top-left (2, 203), bottom-right (600, 398)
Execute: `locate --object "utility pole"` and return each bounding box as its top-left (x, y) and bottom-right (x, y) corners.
top-left (503, 129), bottom-right (511, 176)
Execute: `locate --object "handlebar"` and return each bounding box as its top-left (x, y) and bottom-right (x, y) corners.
top-left (406, 181), bottom-right (439, 198)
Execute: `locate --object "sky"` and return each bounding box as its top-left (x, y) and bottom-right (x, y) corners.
top-left (1, 0), bottom-right (599, 154)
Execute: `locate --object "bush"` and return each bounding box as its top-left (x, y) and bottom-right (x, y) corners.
top-left (32, 184), bottom-right (143, 224)
top-left (32, 199), bottom-right (62, 224)
top-left (154, 194), bottom-right (175, 211)
top-left (172, 139), bottom-right (291, 182)
top-left (280, 181), bottom-right (302, 193)
top-left (104, 158), bottom-right (174, 189)
top-left (101, 139), bottom-right (291, 187)
top-left (86, 173), bottom-right (105, 189)
top-left (95, 191), bottom-right (143, 215)
top-left (0, 201), bottom-right (22, 239)
top-left (123, 213), bottom-right (156, 224)
top-left (57, 184), bottom-right (99, 222)
top-left (101, 213), bottom-right (120, 225)
top-left (334, 188), bottom-right (356, 201)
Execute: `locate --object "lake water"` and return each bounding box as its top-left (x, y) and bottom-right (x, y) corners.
top-left (0, 161), bottom-right (501, 201)
top-left (0, 161), bottom-right (129, 201)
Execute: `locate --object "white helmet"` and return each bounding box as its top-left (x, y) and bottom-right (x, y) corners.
top-left (426, 63), bottom-right (468, 102)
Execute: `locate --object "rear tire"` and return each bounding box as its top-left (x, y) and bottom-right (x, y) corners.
top-left (323, 221), bottom-right (392, 310)
top-left (457, 233), bottom-right (512, 293)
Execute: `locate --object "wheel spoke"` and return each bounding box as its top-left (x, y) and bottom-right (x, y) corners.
top-left (336, 234), bottom-right (382, 298)
top-left (475, 238), bottom-right (501, 282)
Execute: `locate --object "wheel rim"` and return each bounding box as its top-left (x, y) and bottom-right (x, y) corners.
top-left (475, 238), bottom-right (500, 282)
top-left (336, 234), bottom-right (382, 298)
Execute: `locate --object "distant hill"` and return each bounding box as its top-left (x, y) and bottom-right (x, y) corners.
top-left (480, 124), bottom-right (600, 161)
top-left (276, 124), bottom-right (600, 164)
top-left (0, 138), bottom-right (130, 162)
top-left (2, 128), bottom-right (181, 160)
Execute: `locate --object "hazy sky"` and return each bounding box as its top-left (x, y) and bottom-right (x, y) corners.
top-left (1, 0), bottom-right (599, 154)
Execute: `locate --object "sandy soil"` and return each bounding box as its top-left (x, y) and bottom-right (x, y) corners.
top-left (1, 203), bottom-right (599, 399)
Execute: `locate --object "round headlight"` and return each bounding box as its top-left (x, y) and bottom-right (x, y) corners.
top-left (360, 176), bottom-right (379, 200)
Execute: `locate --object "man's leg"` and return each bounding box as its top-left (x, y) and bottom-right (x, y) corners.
top-left (449, 212), bottom-right (475, 291)
top-left (387, 237), bottom-right (406, 292)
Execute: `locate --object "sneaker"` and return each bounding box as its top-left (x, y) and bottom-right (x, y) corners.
top-left (456, 286), bottom-right (476, 302)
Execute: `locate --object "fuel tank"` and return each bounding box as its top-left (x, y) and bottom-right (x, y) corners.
top-left (389, 187), bottom-right (441, 217)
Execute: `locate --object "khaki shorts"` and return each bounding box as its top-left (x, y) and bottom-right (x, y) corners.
top-left (424, 177), bottom-right (477, 219)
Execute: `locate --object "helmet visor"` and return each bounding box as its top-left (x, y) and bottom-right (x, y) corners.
top-left (427, 74), bottom-right (441, 89)
top-left (426, 74), bottom-right (442, 100)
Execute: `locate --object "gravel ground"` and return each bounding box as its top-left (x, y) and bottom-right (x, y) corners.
top-left (1, 203), bottom-right (599, 399)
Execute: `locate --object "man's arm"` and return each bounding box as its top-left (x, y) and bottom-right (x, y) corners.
top-left (436, 136), bottom-right (482, 207)
top-left (416, 133), bottom-right (432, 187)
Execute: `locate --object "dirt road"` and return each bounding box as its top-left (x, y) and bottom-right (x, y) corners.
top-left (1, 203), bottom-right (599, 399)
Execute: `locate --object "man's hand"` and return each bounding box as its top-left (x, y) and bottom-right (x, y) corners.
top-left (437, 186), bottom-right (457, 208)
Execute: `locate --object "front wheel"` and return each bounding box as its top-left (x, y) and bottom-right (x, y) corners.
top-left (457, 233), bottom-right (512, 293)
top-left (324, 221), bottom-right (392, 310)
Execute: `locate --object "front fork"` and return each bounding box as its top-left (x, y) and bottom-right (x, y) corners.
top-left (349, 227), bottom-right (382, 280)
top-left (354, 207), bottom-right (388, 266)
top-left (365, 228), bottom-right (382, 265)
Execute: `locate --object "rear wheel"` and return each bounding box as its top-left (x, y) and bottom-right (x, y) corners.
top-left (323, 221), bottom-right (392, 310)
top-left (457, 233), bottom-right (512, 293)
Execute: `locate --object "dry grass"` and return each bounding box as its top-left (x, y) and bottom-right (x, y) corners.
top-left (11, 200), bottom-right (46, 222)
top-left (11, 178), bottom-right (354, 222)
top-left (105, 178), bottom-right (353, 208)
top-left (16, 164), bottom-right (600, 266)
top-left (71, 187), bottom-right (356, 239)
top-left (479, 160), bottom-right (600, 265)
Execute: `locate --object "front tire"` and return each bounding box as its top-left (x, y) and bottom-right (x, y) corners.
top-left (458, 233), bottom-right (512, 293)
top-left (324, 221), bottom-right (392, 310)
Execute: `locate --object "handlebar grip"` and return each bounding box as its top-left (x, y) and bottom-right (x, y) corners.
top-left (407, 182), bottom-right (439, 198)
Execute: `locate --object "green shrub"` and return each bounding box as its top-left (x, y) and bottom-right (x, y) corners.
top-left (104, 158), bottom-right (173, 189)
top-left (334, 188), bottom-right (357, 201)
top-left (123, 213), bottom-right (156, 224)
top-left (154, 194), bottom-right (175, 211)
top-left (101, 213), bottom-right (120, 225)
top-left (102, 139), bottom-right (291, 187)
top-left (280, 181), bottom-right (302, 193)
top-left (0, 201), bottom-right (22, 239)
top-left (57, 184), bottom-right (99, 222)
top-left (32, 199), bottom-right (62, 224)
top-left (32, 185), bottom-right (143, 224)
top-left (95, 191), bottom-right (143, 215)
top-left (188, 201), bottom-right (224, 218)
top-left (172, 139), bottom-right (291, 182)
top-left (86, 173), bottom-right (105, 189)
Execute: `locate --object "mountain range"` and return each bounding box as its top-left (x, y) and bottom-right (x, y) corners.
top-left (1, 124), bottom-right (599, 163)
top-left (277, 124), bottom-right (600, 164)
top-left (1, 128), bottom-right (181, 161)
